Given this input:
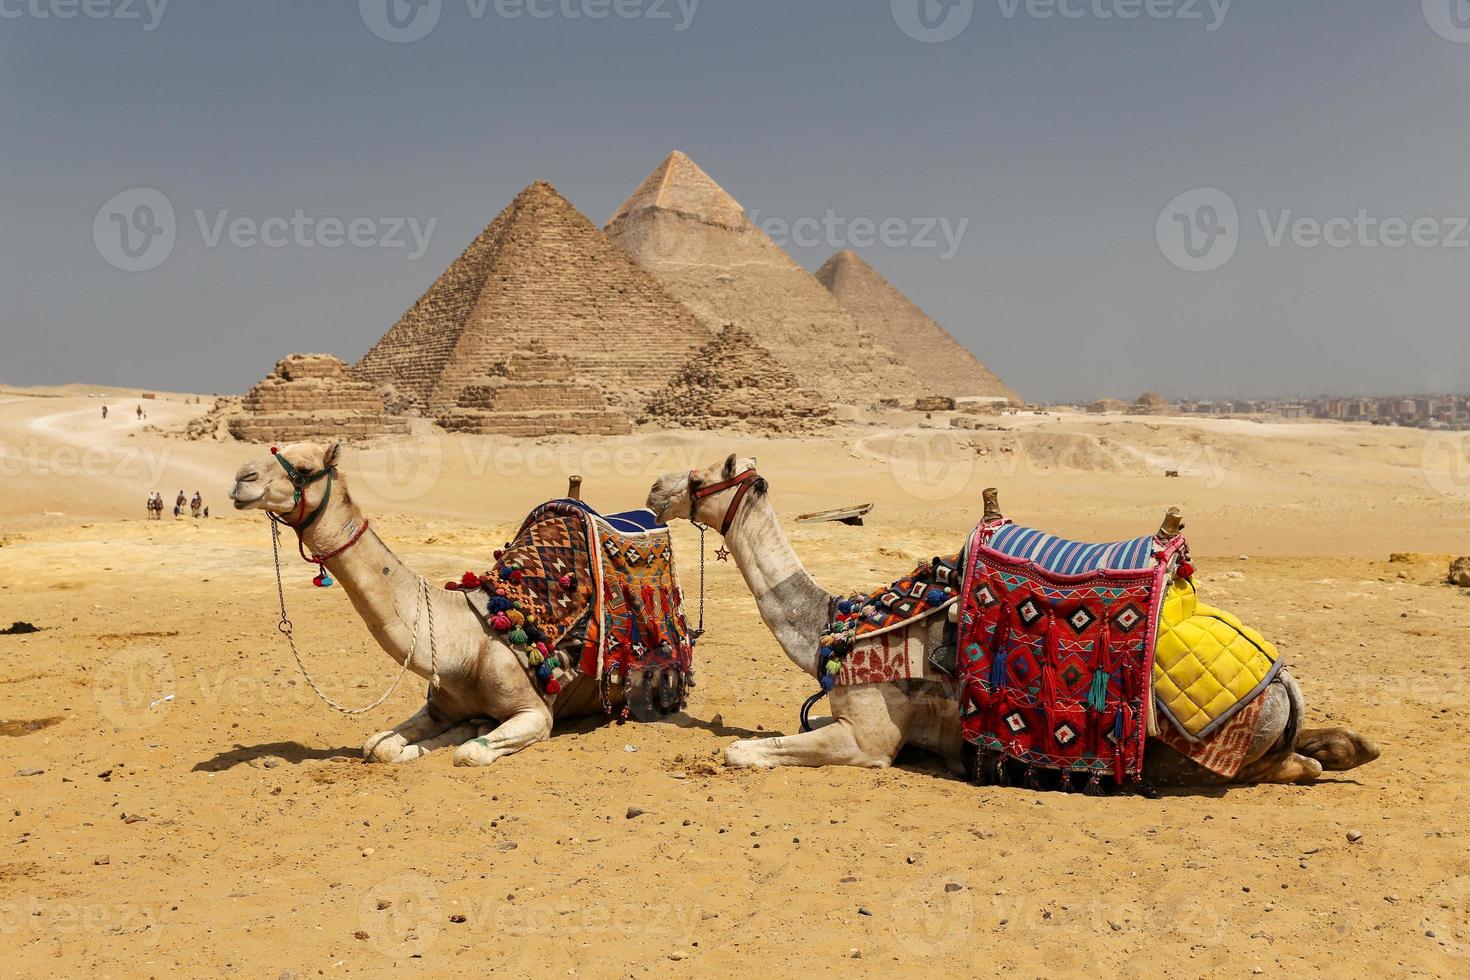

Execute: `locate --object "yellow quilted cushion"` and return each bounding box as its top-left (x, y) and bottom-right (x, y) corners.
top-left (1153, 578), bottom-right (1282, 739)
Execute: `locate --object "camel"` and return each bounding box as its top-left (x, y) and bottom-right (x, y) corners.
top-left (648, 455), bottom-right (1381, 786)
top-left (230, 441), bottom-right (605, 767)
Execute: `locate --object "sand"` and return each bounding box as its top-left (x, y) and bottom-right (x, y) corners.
top-left (2, 389), bottom-right (1469, 977)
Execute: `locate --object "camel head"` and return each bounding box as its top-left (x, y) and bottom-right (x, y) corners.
top-left (647, 454), bottom-right (764, 532)
top-left (229, 441), bottom-right (346, 518)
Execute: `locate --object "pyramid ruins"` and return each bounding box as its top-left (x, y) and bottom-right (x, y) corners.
top-left (815, 249), bottom-right (1020, 404)
top-left (354, 181), bottom-right (712, 433)
top-left (604, 152), bottom-right (925, 404)
top-left (228, 354), bottom-right (408, 443)
top-left (436, 340), bottom-right (632, 437)
top-left (642, 325), bottom-right (833, 432)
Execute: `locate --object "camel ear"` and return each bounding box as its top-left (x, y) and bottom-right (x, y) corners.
top-left (723, 453), bottom-right (737, 479)
top-left (324, 442), bottom-right (343, 470)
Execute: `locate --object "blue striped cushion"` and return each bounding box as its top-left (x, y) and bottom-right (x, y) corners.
top-left (559, 498), bottom-right (665, 533)
top-left (986, 524), bottom-right (1157, 575)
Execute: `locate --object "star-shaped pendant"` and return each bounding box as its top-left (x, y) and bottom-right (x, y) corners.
top-left (714, 546), bottom-right (731, 562)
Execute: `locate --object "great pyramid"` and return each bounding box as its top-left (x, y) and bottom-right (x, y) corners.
top-left (354, 181), bottom-right (712, 424)
top-left (604, 152), bottom-right (924, 404)
top-left (642, 325), bottom-right (833, 432)
top-left (815, 250), bottom-right (1021, 404)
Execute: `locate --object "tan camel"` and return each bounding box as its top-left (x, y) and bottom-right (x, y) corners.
top-left (230, 442), bottom-right (603, 766)
top-left (648, 455), bottom-right (1381, 786)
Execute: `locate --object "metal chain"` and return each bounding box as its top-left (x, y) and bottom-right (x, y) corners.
top-left (694, 522), bottom-right (707, 639)
top-left (271, 518), bottom-right (424, 716)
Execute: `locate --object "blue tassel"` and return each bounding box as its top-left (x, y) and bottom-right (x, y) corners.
top-left (537, 663), bottom-right (552, 683)
top-left (820, 673), bottom-right (836, 692)
top-left (1113, 710), bottom-right (1125, 741)
top-left (488, 596), bottom-right (512, 613)
top-left (925, 589), bottom-right (948, 605)
top-left (1086, 669), bottom-right (1111, 712)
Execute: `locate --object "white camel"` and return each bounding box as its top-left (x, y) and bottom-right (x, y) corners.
top-left (648, 455), bottom-right (1381, 786)
top-left (230, 442), bottom-right (602, 766)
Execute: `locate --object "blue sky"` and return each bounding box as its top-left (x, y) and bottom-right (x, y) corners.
top-left (3, 1), bottom-right (1468, 401)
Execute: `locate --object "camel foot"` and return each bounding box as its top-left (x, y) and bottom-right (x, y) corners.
top-left (1296, 727), bottom-right (1381, 771)
top-left (1238, 750), bottom-right (1323, 785)
top-left (363, 731), bottom-right (410, 764)
top-left (723, 738), bottom-right (779, 769)
top-left (450, 713), bottom-right (550, 767)
top-left (723, 725), bottom-right (893, 770)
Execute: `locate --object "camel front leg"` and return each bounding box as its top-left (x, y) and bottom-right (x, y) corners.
top-left (394, 722), bottom-right (483, 762)
top-left (450, 707), bottom-right (553, 767)
top-left (725, 685), bottom-right (909, 769)
top-left (363, 704), bottom-right (448, 764)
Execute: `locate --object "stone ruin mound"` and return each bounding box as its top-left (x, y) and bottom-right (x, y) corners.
top-left (641, 325), bottom-right (834, 432)
top-left (436, 342), bottom-right (632, 437)
top-left (227, 354), bottom-right (408, 443)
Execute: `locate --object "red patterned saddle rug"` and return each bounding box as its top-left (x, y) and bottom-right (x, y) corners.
top-left (448, 500), bottom-right (695, 717)
top-left (957, 520), bottom-right (1187, 791)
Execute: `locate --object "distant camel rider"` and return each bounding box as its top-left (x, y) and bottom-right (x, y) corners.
top-left (191, 492), bottom-right (203, 519)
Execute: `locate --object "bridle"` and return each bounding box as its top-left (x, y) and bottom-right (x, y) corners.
top-left (688, 467), bottom-right (761, 535)
top-left (266, 446), bottom-right (371, 580)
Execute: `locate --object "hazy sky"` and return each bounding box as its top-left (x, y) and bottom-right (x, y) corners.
top-left (4, 1), bottom-right (1468, 402)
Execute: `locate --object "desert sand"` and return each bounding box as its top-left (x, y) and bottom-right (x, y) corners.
top-left (2, 388), bottom-right (1469, 977)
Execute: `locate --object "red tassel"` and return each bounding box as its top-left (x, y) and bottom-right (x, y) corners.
top-left (444, 581), bottom-right (460, 591)
top-left (1178, 561), bottom-right (1195, 579)
top-left (544, 678), bottom-right (562, 695)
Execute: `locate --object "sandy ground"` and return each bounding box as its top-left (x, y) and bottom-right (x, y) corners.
top-left (2, 389), bottom-right (1469, 977)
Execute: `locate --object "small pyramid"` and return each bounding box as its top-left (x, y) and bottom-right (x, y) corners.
top-left (228, 354), bottom-right (408, 443)
top-left (642, 325), bottom-right (833, 432)
top-left (605, 153), bottom-right (924, 404)
top-left (816, 250), bottom-right (1021, 404)
top-left (355, 181), bottom-right (711, 418)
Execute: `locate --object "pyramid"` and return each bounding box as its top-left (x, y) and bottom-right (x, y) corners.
top-left (604, 152), bottom-right (924, 404)
top-left (354, 181), bottom-right (712, 419)
top-left (816, 250), bottom-right (1021, 404)
top-left (228, 354), bottom-right (408, 443)
top-left (437, 341), bottom-right (633, 437)
top-left (642, 325), bottom-right (833, 432)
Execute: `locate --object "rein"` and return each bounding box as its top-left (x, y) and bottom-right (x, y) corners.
top-left (266, 446), bottom-right (371, 587)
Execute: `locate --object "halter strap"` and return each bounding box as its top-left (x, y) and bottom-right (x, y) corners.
top-left (268, 447), bottom-right (370, 564)
top-left (690, 468), bottom-right (760, 535)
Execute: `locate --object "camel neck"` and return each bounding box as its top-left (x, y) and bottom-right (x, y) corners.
top-left (296, 502), bottom-right (430, 675)
top-left (724, 495), bottom-right (833, 678)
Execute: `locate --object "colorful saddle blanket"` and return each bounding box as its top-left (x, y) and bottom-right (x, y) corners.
top-left (817, 554), bottom-right (962, 689)
top-left (956, 521), bottom-right (1186, 788)
top-left (449, 500), bottom-right (695, 715)
top-left (1154, 577), bottom-right (1282, 740)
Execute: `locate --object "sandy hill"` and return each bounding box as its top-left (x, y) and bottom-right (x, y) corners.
top-left (354, 181), bottom-right (711, 418)
top-left (815, 249), bottom-right (1020, 404)
top-left (603, 151), bottom-right (924, 405)
top-left (642, 324), bottom-right (833, 432)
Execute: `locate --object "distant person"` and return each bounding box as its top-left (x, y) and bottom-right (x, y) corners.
top-left (190, 492), bottom-right (203, 519)
top-left (136, 405), bottom-right (143, 420)
top-left (202, 506), bottom-right (209, 519)
top-left (101, 404), bottom-right (108, 420)
top-left (175, 490), bottom-right (186, 518)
